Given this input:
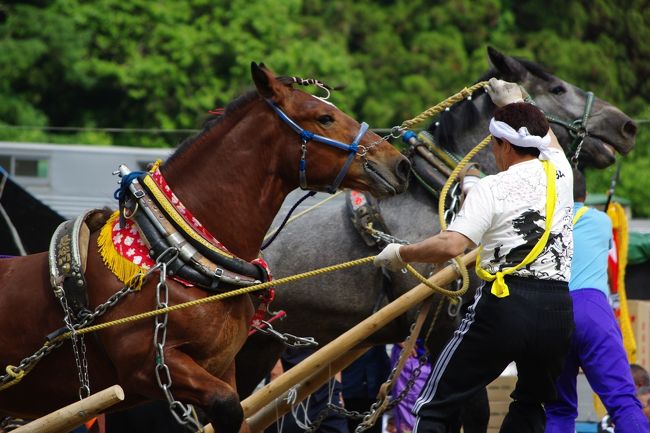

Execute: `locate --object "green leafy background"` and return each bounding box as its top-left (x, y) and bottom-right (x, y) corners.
top-left (1, 0), bottom-right (649, 214)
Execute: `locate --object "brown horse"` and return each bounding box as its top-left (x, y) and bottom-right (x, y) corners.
top-left (0, 63), bottom-right (409, 432)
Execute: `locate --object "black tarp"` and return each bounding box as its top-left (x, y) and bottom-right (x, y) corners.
top-left (0, 168), bottom-right (64, 255)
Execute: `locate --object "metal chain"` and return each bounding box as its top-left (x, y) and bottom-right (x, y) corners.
top-left (0, 270), bottom-right (144, 391)
top-left (363, 225), bottom-right (410, 246)
top-left (353, 297), bottom-right (446, 433)
top-left (571, 136), bottom-right (585, 168)
top-left (358, 127), bottom-right (402, 158)
top-left (153, 247), bottom-right (203, 433)
top-left (251, 320), bottom-right (318, 348)
top-left (0, 338), bottom-right (65, 389)
top-left (56, 293), bottom-right (91, 400)
top-left (443, 182), bottom-right (461, 227)
top-left (297, 299), bottom-right (446, 433)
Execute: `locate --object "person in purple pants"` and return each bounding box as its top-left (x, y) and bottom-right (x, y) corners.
top-left (545, 169), bottom-right (649, 433)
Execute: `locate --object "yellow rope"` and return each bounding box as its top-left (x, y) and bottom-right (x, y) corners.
top-left (0, 82), bottom-right (491, 392)
top-left (75, 255), bottom-right (471, 337)
top-left (0, 365), bottom-right (28, 392)
top-left (438, 134), bottom-right (491, 230)
top-left (405, 263), bottom-right (470, 297)
top-left (400, 82), bottom-right (489, 130)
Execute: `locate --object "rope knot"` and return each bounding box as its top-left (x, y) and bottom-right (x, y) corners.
top-left (491, 273), bottom-right (510, 298)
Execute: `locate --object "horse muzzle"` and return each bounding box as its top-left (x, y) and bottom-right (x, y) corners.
top-left (363, 156), bottom-right (411, 196)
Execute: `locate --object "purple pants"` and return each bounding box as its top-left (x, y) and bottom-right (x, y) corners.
top-left (390, 345), bottom-right (432, 433)
top-left (545, 289), bottom-right (649, 433)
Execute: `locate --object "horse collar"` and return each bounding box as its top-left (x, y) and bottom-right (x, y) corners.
top-left (101, 165), bottom-right (271, 292)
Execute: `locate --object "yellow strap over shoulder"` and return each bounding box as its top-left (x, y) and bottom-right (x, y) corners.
top-left (573, 205), bottom-right (589, 225)
top-left (475, 160), bottom-right (557, 298)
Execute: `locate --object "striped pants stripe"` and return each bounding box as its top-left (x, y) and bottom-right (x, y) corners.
top-left (413, 276), bottom-right (573, 433)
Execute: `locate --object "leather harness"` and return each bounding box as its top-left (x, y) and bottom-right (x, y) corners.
top-left (48, 209), bottom-right (104, 316)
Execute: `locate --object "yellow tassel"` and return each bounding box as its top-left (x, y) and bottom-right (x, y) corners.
top-left (97, 211), bottom-right (147, 291)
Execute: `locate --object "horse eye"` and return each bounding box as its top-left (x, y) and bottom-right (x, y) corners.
top-left (317, 115), bottom-right (334, 125)
top-left (550, 85), bottom-right (566, 95)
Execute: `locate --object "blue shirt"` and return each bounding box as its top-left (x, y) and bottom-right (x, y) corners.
top-left (569, 202), bottom-right (613, 295)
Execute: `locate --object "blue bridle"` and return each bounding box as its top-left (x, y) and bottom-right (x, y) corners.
top-left (266, 99), bottom-right (369, 194)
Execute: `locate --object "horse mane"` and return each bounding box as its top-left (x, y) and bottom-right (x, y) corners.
top-left (166, 90), bottom-right (260, 166)
top-left (428, 58), bottom-right (553, 152)
top-left (167, 74), bottom-right (336, 167)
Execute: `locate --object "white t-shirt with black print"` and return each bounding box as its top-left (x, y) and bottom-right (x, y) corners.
top-left (447, 148), bottom-right (573, 282)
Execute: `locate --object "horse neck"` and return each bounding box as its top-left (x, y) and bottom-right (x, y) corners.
top-left (379, 180), bottom-right (440, 242)
top-left (161, 104), bottom-right (293, 261)
top-left (434, 91), bottom-right (497, 172)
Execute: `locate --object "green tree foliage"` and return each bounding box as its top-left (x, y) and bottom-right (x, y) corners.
top-left (1, 0), bottom-right (650, 214)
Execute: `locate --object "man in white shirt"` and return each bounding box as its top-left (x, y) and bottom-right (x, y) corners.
top-left (375, 80), bottom-right (574, 433)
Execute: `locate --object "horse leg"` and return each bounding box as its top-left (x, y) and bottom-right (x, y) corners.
top-left (168, 351), bottom-right (248, 433)
top-left (121, 347), bottom-right (246, 433)
top-left (236, 333), bottom-right (286, 398)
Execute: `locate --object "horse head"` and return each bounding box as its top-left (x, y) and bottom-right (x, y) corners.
top-left (488, 47), bottom-right (637, 168)
top-left (251, 62), bottom-right (410, 196)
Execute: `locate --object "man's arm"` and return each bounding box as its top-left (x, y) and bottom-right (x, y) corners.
top-left (401, 231), bottom-right (474, 263)
top-left (547, 127), bottom-right (562, 152)
top-left (374, 231), bottom-right (474, 271)
top-left (485, 77), bottom-right (562, 151)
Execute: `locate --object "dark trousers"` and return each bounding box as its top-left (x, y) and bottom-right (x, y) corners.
top-left (413, 276), bottom-right (574, 433)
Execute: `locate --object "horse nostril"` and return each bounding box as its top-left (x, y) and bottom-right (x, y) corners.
top-left (622, 120), bottom-right (638, 139)
top-left (395, 157), bottom-right (412, 182)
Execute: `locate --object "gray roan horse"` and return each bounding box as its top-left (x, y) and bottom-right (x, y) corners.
top-left (235, 47), bottom-right (637, 431)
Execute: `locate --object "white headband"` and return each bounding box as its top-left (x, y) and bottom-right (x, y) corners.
top-left (489, 118), bottom-right (552, 160)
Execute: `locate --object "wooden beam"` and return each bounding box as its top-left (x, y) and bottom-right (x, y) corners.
top-left (13, 385), bottom-right (124, 433)
top-left (203, 250), bottom-right (477, 433)
top-left (248, 347), bottom-right (369, 433)
top-left (241, 251), bottom-right (476, 416)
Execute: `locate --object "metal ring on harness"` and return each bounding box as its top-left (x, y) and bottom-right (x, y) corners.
top-left (530, 90), bottom-right (595, 166)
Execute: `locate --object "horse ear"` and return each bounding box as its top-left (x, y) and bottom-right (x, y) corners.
top-left (251, 62), bottom-right (286, 102)
top-left (487, 46), bottom-right (528, 83)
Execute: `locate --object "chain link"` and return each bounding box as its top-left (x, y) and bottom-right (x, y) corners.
top-left (443, 182), bottom-right (461, 227)
top-left (152, 247), bottom-right (203, 433)
top-left (251, 321), bottom-right (318, 348)
top-left (358, 128), bottom-right (401, 158)
top-left (571, 136), bottom-right (585, 168)
top-left (296, 298), bottom-right (448, 433)
top-left (57, 293), bottom-right (91, 400)
top-left (0, 267), bottom-right (147, 392)
top-left (363, 225), bottom-right (410, 246)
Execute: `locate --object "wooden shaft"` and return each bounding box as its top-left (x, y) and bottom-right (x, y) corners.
top-left (248, 347), bottom-right (369, 433)
top-left (241, 250), bottom-right (476, 417)
top-left (203, 251), bottom-right (477, 433)
top-left (13, 385), bottom-right (125, 433)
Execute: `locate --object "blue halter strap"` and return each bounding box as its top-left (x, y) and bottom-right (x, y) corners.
top-left (266, 99), bottom-right (369, 193)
